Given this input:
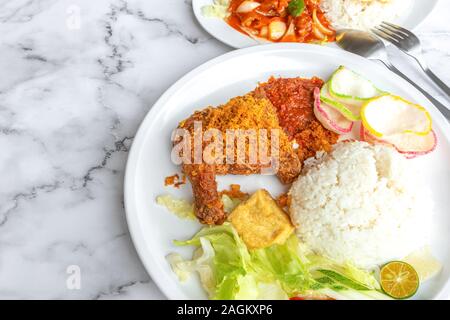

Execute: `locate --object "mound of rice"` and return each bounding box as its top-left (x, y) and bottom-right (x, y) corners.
top-left (289, 142), bottom-right (432, 269)
top-left (320, 0), bottom-right (412, 31)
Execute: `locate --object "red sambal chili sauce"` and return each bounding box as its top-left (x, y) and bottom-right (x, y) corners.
top-left (254, 76), bottom-right (339, 162)
top-left (226, 0), bottom-right (335, 43)
top-left (255, 76), bottom-right (324, 138)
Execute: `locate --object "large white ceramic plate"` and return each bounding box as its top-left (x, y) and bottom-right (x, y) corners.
top-left (125, 44), bottom-right (450, 300)
top-left (193, 0), bottom-right (439, 49)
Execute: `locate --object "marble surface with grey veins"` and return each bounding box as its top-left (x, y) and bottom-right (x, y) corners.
top-left (0, 0), bottom-right (449, 299)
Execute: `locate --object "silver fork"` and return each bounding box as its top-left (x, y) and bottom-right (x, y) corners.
top-left (372, 21), bottom-right (450, 99)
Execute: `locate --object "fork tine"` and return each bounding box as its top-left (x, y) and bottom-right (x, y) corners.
top-left (372, 27), bottom-right (400, 44)
top-left (381, 21), bottom-right (413, 38)
top-left (375, 25), bottom-right (404, 42)
top-left (379, 23), bottom-right (408, 38)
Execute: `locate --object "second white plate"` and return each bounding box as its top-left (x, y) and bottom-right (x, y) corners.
top-left (193, 0), bottom-right (439, 49)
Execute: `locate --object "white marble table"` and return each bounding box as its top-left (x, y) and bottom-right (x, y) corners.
top-left (0, 0), bottom-right (448, 299)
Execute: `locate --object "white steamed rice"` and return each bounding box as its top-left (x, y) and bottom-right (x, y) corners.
top-left (320, 0), bottom-right (412, 31)
top-left (289, 142), bottom-right (432, 269)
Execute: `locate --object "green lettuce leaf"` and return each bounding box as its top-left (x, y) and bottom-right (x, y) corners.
top-left (250, 235), bottom-right (315, 295)
top-left (168, 223), bottom-right (389, 300)
top-left (172, 223), bottom-right (287, 300)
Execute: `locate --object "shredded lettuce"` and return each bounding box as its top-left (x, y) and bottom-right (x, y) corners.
top-left (250, 236), bottom-right (316, 295)
top-left (221, 194), bottom-right (243, 213)
top-left (167, 237), bottom-right (216, 295)
top-left (157, 194), bottom-right (241, 220)
top-left (173, 223), bottom-right (253, 299)
top-left (296, 242), bottom-right (381, 291)
top-left (171, 223), bottom-right (290, 299)
top-left (156, 195), bottom-right (195, 220)
top-left (168, 223), bottom-right (390, 300)
top-left (201, 0), bottom-right (231, 19)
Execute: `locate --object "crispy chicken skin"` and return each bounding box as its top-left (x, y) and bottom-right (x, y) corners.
top-left (175, 95), bottom-right (301, 225)
top-left (174, 77), bottom-right (338, 225)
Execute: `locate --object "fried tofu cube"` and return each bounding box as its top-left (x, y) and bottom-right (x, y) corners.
top-left (229, 189), bottom-right (294, 249)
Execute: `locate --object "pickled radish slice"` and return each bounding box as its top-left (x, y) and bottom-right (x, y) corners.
top-left (313, 88), bottom-right (353, 134)
top-left (360, 125), bottom-right (437, 158)
top-left (320, 82), bottom-right (361, 121)
top-left (382, 131), bottom-right (437, 154)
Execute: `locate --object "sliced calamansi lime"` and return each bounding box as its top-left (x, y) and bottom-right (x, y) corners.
top-left (380, 261), bottom-right (419, 299)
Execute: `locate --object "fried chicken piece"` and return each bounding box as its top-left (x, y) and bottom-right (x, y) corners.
top-left (254, 77), bottom-right (338, 162)
top-left (175, 95), bottom-right (301, 225)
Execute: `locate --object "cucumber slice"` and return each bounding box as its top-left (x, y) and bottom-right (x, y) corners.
top-left (329, 66), bottom-right (385, 101)
top-left (320, 82), bottom-right (361, 121)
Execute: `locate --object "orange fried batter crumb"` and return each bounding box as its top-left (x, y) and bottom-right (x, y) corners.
top-left (184, 95), bottom-right (295, 160)
top-left (164, 174), bottom-right (186, 188)
top-left (294, 121), bottom-right (337, 163)
top-left (164, 174), bottom-right (177, 186)
top-left (219, 184), bottom-right (249, 200)
top-left (276, 193), bottom-right (290, 209)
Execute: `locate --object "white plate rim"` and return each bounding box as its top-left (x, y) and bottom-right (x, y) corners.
top-left (124, 43), bottom-right (450, 300)
top-left (192, 0), bottom-right (440, 49)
